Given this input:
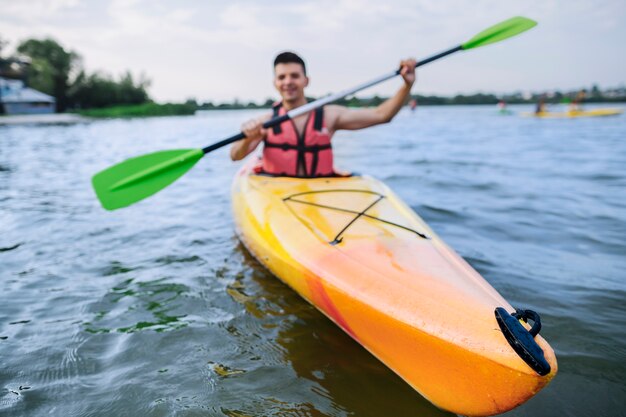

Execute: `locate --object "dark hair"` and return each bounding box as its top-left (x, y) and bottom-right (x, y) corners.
top-left (274, 51), bottom-right (306, 76)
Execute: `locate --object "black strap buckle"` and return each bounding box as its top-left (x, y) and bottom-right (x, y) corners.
top-left (495, 307), bottom-right (551, 376)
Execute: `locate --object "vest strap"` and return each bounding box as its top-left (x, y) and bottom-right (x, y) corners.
top-left (271, 103), bottom-right (282, 134)
top-left (264, 142), bottom-right (331, 152)
top-left (313, 106), bottom-right (323, 131)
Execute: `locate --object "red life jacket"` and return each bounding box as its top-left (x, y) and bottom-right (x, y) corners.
top-left (261, 102), bottom-right (334, 177)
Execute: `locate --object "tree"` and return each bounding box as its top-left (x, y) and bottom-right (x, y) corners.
top-left (0, 36), bottom-right (7, 56)
top-left (0, 35), bottom-right (16, 77)
top-left (17, 38), bottom-right (81, 112)
top-left (184, 97), bottom-right (198, 108)
top-left (590, 84), bottom-right (601, 99)
top-left (67, 70), bottom-right (150, 109)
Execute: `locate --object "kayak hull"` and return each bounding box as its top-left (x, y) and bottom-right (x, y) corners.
top-left (522, 108), bottom-right (623, 118)
top-left (231, 161), bottom-right (557, 416)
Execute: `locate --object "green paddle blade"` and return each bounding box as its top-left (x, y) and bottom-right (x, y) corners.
top-left (462, 16), bottom-right (537, 50)
top-left (92, 148), bottom-right (204, 210)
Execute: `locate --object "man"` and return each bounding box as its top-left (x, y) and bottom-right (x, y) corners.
top-left (230, 51), bottom-right (416, 177)
top-left (569, 89), bottom-right (586, 112)
top-left (535, 94), bottom-right (547, 115)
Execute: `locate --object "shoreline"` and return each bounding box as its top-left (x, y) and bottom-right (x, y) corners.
top-left (2, 102), bottom-right (624, 126)
top-left (0, 113), bottom-right (91, 126)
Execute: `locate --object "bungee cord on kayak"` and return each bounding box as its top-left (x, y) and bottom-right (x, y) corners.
top-left (283, 189), bottom-right (429, 241)
top-left (327, 195), bottom-right (385, 246)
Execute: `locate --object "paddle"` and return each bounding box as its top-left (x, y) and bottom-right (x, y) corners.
top-left (93, 16), bottom-right (537, 210)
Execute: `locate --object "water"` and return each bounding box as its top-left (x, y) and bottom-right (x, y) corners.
top-left (1, 105), bottom-right (625, 416)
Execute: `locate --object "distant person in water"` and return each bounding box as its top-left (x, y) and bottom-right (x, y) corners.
top-left (535, 94), bottom-right (547, 115)
top-left (497, 100), bottom-right (508, 113)
top-left (569, 90), bottom-right (586, 112)
top-left (409, 98), bottom-right (417, 111)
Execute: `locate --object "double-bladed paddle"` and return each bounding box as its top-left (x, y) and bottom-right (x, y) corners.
top-left (93, 16), bottom-right (537, 210)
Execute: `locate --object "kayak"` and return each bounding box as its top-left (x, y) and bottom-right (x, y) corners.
top-left (522, 108), bottom-right (623, 118)
top-left (231, 160), bottom-right (557, 416)
top-left (232, 161), bottom-right (557, 415)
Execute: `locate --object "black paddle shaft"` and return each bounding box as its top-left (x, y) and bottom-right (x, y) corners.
top-left (415, 45), bottom-right (462, 68)
top-left (202, 115), bottom-right (290, 154)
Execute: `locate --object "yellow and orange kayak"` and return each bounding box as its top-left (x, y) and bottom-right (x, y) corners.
top-left (522, 108), bottom-right (623, 118)
top-left (231, 161), bottom-right (557, 416)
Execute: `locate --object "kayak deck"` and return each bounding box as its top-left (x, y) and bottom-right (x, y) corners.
top-left (231, 162), bottom-right (557, 416)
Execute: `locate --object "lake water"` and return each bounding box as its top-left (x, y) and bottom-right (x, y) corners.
top-left (1, 105), bottom-right (625, 417)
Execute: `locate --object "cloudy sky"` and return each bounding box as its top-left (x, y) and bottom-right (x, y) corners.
top-left (1, 0), bottom-right (624, 103)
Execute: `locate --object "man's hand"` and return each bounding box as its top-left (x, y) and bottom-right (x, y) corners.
top-left (241, 117), bottom-right (267, 142)
top-left (399, 58), bottom-right (417, 86)
top-left (231, 115), bottom-right (269, 161)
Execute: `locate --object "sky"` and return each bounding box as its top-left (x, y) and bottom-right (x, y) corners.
top-left (1, 0), bottom-right (625, 103)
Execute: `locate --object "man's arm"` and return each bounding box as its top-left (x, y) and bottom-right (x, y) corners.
top-left (230, 113), bottom-right (271, 161)
top-left (327, 58), bottom-right (416, 132)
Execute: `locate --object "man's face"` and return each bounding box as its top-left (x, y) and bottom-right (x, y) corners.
top-left (274, 63), bottom-right (309, 103)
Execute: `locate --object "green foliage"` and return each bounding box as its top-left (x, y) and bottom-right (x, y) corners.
top-left (78, 102), bottom-right (196, 118)
top-left (68, 71), bottom-right (150, 109)
top-left (0, 36), bottom-right (7, 55)
top-left (198, 98), bottom-right (274, 110)
top-left (452, 93), bottom-right (499, 105)
top-left (17, 38), bottom-right (79, 75)
top-left (13, 37), bottom-right (151, 112)
top-left (25, 58), bottom-right (56, 93)
top-left (17, 38), bottom-right (81, 112)
top-left (414, 95), bottom-right (448, 105)
top-left (590, 84), bottom-right (601, 99)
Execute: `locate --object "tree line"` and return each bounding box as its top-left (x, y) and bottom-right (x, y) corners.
top-left (195, 86), bottom-right (626, 110)
top-left (0, 36), bottom-right (149, 112)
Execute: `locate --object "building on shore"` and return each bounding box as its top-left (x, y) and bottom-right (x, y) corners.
top-left (0, 77), bottom-right (55, 115)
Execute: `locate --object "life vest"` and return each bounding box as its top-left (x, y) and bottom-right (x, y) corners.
top-left (261, 102), bottom-right (334, 177)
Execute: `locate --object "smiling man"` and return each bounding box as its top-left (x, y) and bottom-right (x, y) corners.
top-left (230, 51), bottom-right (416, 177)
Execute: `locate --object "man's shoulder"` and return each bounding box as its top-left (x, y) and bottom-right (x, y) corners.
top-left (323, 104), bottom-right (348, 121)
top-left (322, 105), bottom-right (346, 132)
top-left (324, 104), bottom-right (347, 114)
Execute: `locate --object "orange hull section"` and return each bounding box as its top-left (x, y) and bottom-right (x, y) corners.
top-left (231, 162), bottom-right (557, 416)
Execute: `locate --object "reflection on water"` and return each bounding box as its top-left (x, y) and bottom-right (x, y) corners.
top-left (273, 296), bottom-right (454, 417)
top-left (1, 106), bottom-right (625, 416)
top-left (243, 244), bottom-right (454, 416)
top-left (83, 277), bottom-right (192, 334)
